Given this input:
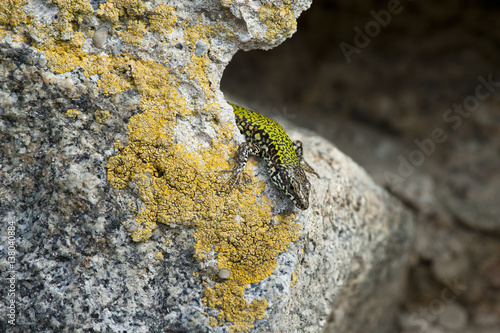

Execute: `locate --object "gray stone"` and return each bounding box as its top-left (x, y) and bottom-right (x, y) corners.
top-left (195, 40), bottom-right (208, 56)
top-left (438, 303), bottom-right (468, 330)
top-left (93, 27), bottom-right (109, 48)
top-left (432, 253), bottom-right (470, 283)
top-left (438, 148), bottom-right (500, 232)
top-left (218, 268), bottom-right (231, 280)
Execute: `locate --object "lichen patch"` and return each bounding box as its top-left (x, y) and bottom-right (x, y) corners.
top-left (259, 3), bottom-right (297, 41)
top-left (2, 1), bottom-right (303, 330)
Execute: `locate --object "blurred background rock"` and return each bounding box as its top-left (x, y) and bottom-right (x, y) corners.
top-left (222, 1), bottom-right (500, 332)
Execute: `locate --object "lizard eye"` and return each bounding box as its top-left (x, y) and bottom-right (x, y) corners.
top-left (288, 178), bottom-right (300, 192)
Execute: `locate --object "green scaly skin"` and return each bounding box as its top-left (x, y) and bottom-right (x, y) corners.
top-left (224, 103), bottom-right (318, 210)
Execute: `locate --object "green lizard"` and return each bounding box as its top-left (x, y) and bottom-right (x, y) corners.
top-left (223, 103), bottom-right (318, 210)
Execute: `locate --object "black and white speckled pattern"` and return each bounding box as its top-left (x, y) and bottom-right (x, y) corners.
top-left (228, 103), bottom-right (318, 210)
top-left (0, 43), bottom-right (210, 333)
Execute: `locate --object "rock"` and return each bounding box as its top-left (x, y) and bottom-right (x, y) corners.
top-left (438, 303), bottom-right (468, 330)
top-left (432, 253), bottom-right (470, 283)
top-left (0, 1), bottom-right (414, 332)
top-left (438, 147), bottom-right (500, 232)
top-left (270, 124), bottom-right (416, 333)
top-left (473, 303), bottom-right (500, 328)
top-left (92, 27), bottom-right (109, 48)
top-left (218, 268), bottom-right (231, 280)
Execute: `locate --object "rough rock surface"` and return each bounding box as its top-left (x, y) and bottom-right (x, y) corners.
top-left (0, 1), bottom-right (414, 332)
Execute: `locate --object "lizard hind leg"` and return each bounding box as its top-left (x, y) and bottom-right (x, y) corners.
top-left (301, 160), bottom-right (319, 178)
top-left (292, 140), bottom-right (304, 160)
top-left (293, 140), bottom-right (319, 178)
top-left (220, 142), bottom-right (260, 191)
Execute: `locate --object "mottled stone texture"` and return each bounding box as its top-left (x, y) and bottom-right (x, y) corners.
top-left (0, 0), bottom-right (414, 332)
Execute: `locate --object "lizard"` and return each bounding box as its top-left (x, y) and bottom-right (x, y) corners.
top-left (223, 102), bottom-right (318, 210)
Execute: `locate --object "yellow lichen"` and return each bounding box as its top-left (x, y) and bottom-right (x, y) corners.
top-left (208, 316), bottom-right (218, 327)
top-left (0, 0), bottom-right (28, 28)
top-left (204, 281), bottom-right (271, 331)
top-left (51, 0), bottom-right (94, 35)
top-left (184, 22), bottom-right (216, 47)
top-left (0, 26), bottom-right (10, 37)
top-left (11, 32), bottom-right (27, 42)
top-left (98, 71), bottom-right (133, 95)
top-left (31, 23), bottom-right (53, 42)
top-left (119, 20), bottom-right (146, 45)
top-left (101, 57), bottom-right (301, 329)
top-left (291, 271), bottom-right (297, 287)
top-left (94, 110), bottom-right (110, 123)
top-left (97, 0), bottom-right (148, 26)
top-left (155, 251), bottom-right (163, 260)
top-left (149, 4), bottom-right (176, 34)
top-left (0, 0), bottom-right (30, 41)
top-left (65, 108), bottom-right (79, 119)
top-left (187, 55), bottom-right (215, 100)
top-left (96, 1), bottom-right (121, 25)
top-left (250, 298), bottom-right (268, 320)
top-left (68, 30), bottom-right (85, 48)
top-left (90, 55), bottom-right (134, 95)
top-left (5, 1), bottom-right (303, 330)
top-left (39, 37), bottom-right (82, 73)
top-left (259, 3), bottom-right (297, 41)
top-left (220, 0), bottom-right (232, 9)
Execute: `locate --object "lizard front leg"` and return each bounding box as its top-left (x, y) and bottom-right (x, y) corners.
top-left (221, 142), bottom-right (261, 190)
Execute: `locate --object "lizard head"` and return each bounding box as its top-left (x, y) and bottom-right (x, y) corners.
top-left (273, 165), bottom-right (311, 210)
